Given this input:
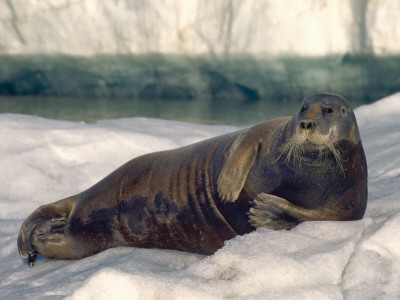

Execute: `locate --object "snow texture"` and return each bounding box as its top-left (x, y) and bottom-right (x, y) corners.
top-left (0, 93), bottom-right (400, 299)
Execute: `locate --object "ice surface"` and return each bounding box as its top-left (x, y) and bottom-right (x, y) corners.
top-left (0, 0), bottom-right (399, 56)
top-left (0, 94), bottom-right (400, 299)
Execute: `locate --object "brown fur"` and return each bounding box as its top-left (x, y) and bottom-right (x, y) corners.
top-left (18, 93), bottom-right (367, 267)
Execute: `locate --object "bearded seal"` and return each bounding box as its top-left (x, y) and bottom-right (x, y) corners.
top-left (18, 93), bottom-right (367, 267)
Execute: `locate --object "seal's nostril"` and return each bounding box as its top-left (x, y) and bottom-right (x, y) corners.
top-left (299, 120), bottom-right (315, 131)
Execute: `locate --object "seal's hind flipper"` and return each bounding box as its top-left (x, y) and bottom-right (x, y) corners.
top-left (18, 196), bottom-right (78, 266)
top-left (28, 216), bottom-right (99, 262)
top-left (248, 193), bottom-right (325, 230)
top-left (21, 217), bottom-right (67, 267)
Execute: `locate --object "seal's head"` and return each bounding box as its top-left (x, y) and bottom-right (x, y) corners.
top-left (282, 93), bottom-right (361, 171)
top-left (292, 93), bottom-right (360, 145)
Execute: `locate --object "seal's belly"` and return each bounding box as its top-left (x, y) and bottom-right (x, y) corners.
top-left (117, 141), bottom-right (237, 254)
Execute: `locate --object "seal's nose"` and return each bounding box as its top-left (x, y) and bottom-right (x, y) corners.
top-left (299, 119), bottom-right (316, 131)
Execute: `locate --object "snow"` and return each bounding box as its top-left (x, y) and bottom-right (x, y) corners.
top-left (0, 0), bottom-right (400, 56)
top-left (1, 93), bottom-right (400, 299)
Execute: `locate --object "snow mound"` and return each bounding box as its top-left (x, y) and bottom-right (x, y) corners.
top-left (1, 94), bottom-right (400, 299)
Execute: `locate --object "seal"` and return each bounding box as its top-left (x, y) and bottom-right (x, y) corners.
top-left (18, 93), bottom-right (367, 267)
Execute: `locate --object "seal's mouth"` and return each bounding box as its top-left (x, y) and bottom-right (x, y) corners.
top-left (278, 129), bottom-right (344, 173)
top-left (297, 128), bottom-right (334, 145)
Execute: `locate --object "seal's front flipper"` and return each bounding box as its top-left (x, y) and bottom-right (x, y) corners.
top-left (217, 130), bottom-right (259, 202)
top-left (248, 193), bottom-right (325, 230)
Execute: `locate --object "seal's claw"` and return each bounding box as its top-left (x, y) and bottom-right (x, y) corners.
top-left (248, 193), bottom-right (331, 230)
top-left (248, 193), bottom-right (300, 230)
top-left (28, 252), bottom-right (37, 268)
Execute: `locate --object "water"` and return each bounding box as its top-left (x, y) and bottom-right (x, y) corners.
top-left (1, 54), bottom-right (399, 125)
top-left (0, 96), bottom-right (302, 126)
top-left (0, 95), bottom-right (372, 126)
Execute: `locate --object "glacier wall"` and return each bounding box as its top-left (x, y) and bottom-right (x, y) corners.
top-left (1, 0), bottom-right (399, 56)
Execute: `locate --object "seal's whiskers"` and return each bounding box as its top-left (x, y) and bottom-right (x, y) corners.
top-left (279, 135), bottom-right (344, 174)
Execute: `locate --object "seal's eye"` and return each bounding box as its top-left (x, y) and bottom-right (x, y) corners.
top-left (341, 108), bottom-right (347, 115)
top-left (300, 106), bottom-right (307, 113)
top-left (322, 108), bottom-right (333, 114)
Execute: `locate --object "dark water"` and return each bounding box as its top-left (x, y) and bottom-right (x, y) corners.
top-left (0, 54), bottom-right (399, 125)
top-left (0, 95), bottom-right (304, 125)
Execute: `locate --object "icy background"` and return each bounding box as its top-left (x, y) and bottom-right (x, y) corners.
top-left (0, 93), bottom-right (399, 299)
top-left (2, 0), bottom-right (400, 102)
top-left (1, 0), bottom-right (400, 56)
